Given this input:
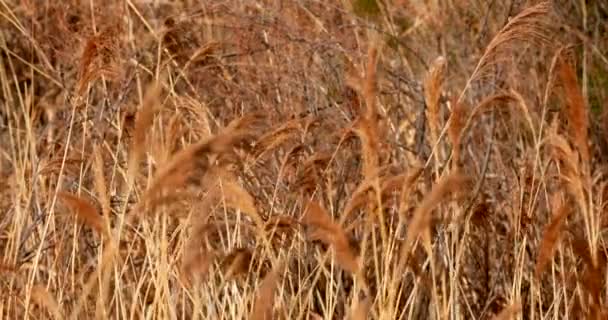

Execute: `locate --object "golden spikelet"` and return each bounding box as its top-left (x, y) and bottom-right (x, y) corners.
top-left (216, 172), bottom-right (263, 228)
top-left (253, 117), bottom-right (306, 159)
top-left (31, 285), bottom-right (63, 320)
top-left (353, 117), bottom-right (380, 182)
top-left (448, 98), bottom-right (467, 166)
top-left (558, 58), bottom-right (590, 166)
top-left (57, 191), bottom-right (107, 237)
top-left (302, 201), bottom-right (360, 274)
top-left (400, 172), bottom-right (471, 262)
top-left (250, 265), bottom-right (282, 320)
top-left (534, 194), bottom-right (571, 278)
top-left (127, 81), bottom-right (161, 188)
top-left (133, 114), bottom-right (263, 215)
top-left (424, 56), bottom-right (447, 146)
top-left (343, 167), bottom-right (422, 222)
top-left (363, 44), bottom-right (379, 120)
top-left (77, 29), bottom-right (121, 95)
top-left (458, 1), bottom-right (552, 101)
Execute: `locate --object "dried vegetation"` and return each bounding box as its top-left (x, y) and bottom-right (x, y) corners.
top-left (1, 0), bottom-right (607, 319)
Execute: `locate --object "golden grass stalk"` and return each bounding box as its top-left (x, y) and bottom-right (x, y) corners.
top-left (57, 191), bottom-right (107, 237)
top-left (424, 56), bottom-right (447, 146)
top-left (558, 57), bottom-right (590, 166)
top-left (534, 194), bottom-right (571, 278)
top-left (302, 201), bottom-right (360, 274)
top-left (30, 285), bottom-right (63, 320)
top-left (250, 265), bottom-right (282, 320)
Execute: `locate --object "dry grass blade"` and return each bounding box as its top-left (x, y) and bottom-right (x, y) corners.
top-left (424, 56), bottom-right (447, 145)
top-left (558, 57), bottom-right (589, 166)
top-left (127, 81), bottom-right (161, 188)
top-left (458, 1), bottom-right (552, 102)
top-left (250, 265), bottom-right (282, 320)
top-left (491, 302), bottom-right (522, 320)
top-left (31, 285), bottom-right (63, 320)
top-left (57, 191), bottom-right (107, 237)
top-left (302, 201), bottom-right (360, 274)
top-left (534, 194), bottom-right (571, 278)
top-left (400, 171), bottom-right (471, 262)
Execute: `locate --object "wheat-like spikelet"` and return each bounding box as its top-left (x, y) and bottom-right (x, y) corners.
top-left (558, 57), bottom-right (590, 166)
top-left (343, 167), bottom-right (422, 223)
top-left (133, 113), bottom-right (263, 215)
top-left (363, 44), bottom-right (379, 121)
top-left (302, 201), bottom-right (360, 274)
top-left (458, 1), bottom-right (553, 102)
top-left (545, 133), bottom-right (586, 213)
top-left (353, 117), bottom-right (381, 182)
top-left (534, 193), bottom-right (571, 278)
top-left (424, 56), bottom-right (447, 146)
top-left (30, 285), bottom-right (63, 320)
top-left (57, 191), bottom-right (107, 237)
top-left (127, 81), bottom-right (161, 188)
top-left (448, 98), bottom-right (467, 167)
top-left (253, 117), bottom-right (307, 160)
top-left (76, 28), bottom-right (121, 95)
top-left (250, 264), bottom-right (282, 320)
top-left (399, 171), bottom-right (471, 265)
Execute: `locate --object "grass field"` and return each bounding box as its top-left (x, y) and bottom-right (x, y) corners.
top-left (1, 0), bottom-right (607, 319)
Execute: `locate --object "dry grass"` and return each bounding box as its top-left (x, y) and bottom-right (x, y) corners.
top-left (1, 0), bottom-right (607, 319)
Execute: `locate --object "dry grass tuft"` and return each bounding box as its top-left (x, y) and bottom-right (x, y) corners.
top-left (30, 285), bottom-right (63, 320)
top-left (127, 81), bottom-right (162, 188)
top-left (400, 171), bottom-right (472, 261)
top-left (1, 0), bottom-right (605, 318)
top-left (558, 57), bottom-right (590, 166)
top-left (133, 113), bottom-right (263, 215)
top-left (534, 194), bottom-right (571, 278)
top-left (250, 264), bottom-right (282, 320)
top-left (448, 98), bottom-right (467, 167)
top-left (57, 191), bottom-right (107, 237)
top-left (424, 56), bottom-right (447, 146)
top-left (459, 0), bottom-right (553, 101)
top-left (302, 201), bottom-right (360, 274)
